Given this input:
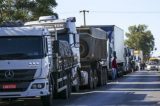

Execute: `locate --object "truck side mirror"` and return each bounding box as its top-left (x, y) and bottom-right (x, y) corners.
top-left (73, 33), bottom-right (80, 48)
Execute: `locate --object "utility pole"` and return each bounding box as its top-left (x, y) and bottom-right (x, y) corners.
top-left (80, 10), bottom-right (89, 26)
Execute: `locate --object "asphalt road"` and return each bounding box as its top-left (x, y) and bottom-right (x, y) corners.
top-left (1, 70), bottom-right (160, 106)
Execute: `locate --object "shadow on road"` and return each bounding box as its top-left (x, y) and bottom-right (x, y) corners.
top-left (1, 71), bottom-right (160, 106)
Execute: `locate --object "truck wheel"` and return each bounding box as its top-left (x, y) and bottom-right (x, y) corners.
top-left (88, 69), bottom-right (94, 89)
top-left (103, 68), bottom-right (108, 85)
top-left (97, 66), bottom-right (103, 86)
top-left (102, 68), bottom-right (106, 85)
top-left (41, 76), bottom-right (54, 106)
top-left (61, 73), bottom-right (71, 99)
top-left (72, 69), bottom-right (80, 92)
top-left (102, 68), bottom-right (107, 85)
top-left (73, 83), bottom-right (79, 92)
top-left (61, 87), bottom-right (69, 99)
top-left (93, 69), bottom-right (98, 89)
top-left (72, 76), bottom-right (80, 92)
top-left (67, 73), bottom-right (72, 97)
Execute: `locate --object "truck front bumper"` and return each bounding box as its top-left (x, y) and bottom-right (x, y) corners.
top-left (0, 79), bottom-right (50, 99)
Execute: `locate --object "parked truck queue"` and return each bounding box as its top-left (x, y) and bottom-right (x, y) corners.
top-left (0, 16), bottom-right (139, 106)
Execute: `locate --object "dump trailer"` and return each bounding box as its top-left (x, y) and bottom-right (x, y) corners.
top-left (25, 16), bottom-right (80, 92)
top-left (77, 27), bottom-right (108, 89)
top-left (0, 26), bottom-right (75, 106)
top-left (89, 25), bottom-right (125, 79)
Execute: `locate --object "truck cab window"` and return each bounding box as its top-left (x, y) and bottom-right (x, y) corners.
top-left (0, 36), bottom-right (44, 60)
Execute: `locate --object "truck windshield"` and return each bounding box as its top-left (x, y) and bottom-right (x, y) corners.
top-left (0, 36), bottom-right (44, 60)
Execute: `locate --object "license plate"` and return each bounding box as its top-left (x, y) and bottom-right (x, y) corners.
top-left (2, 84), bottom-right (16, 89)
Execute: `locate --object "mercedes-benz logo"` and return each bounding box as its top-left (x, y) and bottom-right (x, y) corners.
top-left (8, 61), bottom-right (10, 64)
top-left (5, 70), bottom-right (14, 79)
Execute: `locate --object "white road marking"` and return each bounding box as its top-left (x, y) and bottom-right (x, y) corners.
top-left (108, 81), bottom-right (160, 84)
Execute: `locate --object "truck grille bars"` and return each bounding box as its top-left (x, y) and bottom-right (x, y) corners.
top-left (0, 69), bottom-right (36, 82)
top-left (0, 69), bottom-right (36, 92)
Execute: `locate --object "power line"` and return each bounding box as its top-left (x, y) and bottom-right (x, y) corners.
top-left (90, 11), bottom-right (160, 14)
top-left (58, 11), bottom-right (160, 14)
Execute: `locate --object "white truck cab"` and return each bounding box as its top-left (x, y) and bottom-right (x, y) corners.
top-left (0, 27), bottom-right (52, 101)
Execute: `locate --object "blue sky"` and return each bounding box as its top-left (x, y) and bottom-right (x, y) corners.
top-left (55, 0), bottom-right (160, 56)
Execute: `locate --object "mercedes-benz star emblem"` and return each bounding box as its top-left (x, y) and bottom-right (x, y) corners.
top-left (5, 70), bottom-right (14, 79)
top-left (7, 61), bottom-right (10, 64)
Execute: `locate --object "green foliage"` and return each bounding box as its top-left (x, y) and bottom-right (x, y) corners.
top-left (0, 0), bottom-right (57, 23)
top-left (125, 24), bottom-right (155, 58)
top-left (31, 0), bottom-right (58, 20)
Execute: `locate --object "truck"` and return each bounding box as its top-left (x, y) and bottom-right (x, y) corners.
top-left (25, 16), bottom-right (80, 92)
top-left (0, 18), bottom-right (78, 106)
top-left (89, 25), bottom-right (126, 79)
top-left (133, 50), bottom-right (143, 70)
top-left (124, 46), bottom-right (134, 74)
top-left (25, 16), bottom-right (108, 90)
top-left (77, 26), bottom-right (108, 88)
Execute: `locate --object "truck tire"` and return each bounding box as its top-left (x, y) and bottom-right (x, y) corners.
top-left (80, 39), bottom-right (89, 58)
top-left (61, 87), bottom-right (69, 99)
top-left (102, 68), bottom-right (106, 85)
top-left (93, 69), bottom-right (98, 89)
top-left (100, 67), bottom-right (106, 86)
top-left (103, 68), bottom-right (107, 85)
top-left (41, 75), bottom-right (54, 106)
top-left (97, 65), bottom-right (103, 86)
top-left (67, 73), bottom-right (72, 97)
top-left (73, 83), bottom-right (79, 92)
top-left (61, 73), bottom-right (71, 99)
top-left (72, 75), bottom-right (80, 92)
top-left (88, 69), bottom-right (94, 89)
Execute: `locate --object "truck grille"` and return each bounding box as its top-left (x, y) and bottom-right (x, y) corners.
top-left (0, 69), bottom-right (36, 82)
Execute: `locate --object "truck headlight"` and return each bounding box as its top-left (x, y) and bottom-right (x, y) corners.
top-left (31, 83), bottom-right (45, 89)
top-left (147, 66), bottom-right (151, 69)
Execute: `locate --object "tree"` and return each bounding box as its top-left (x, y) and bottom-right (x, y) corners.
top-left (31, 0), bottom-right (58, 20)
top-left (125, 24), bottom-right (155, 60)
top-left (0, 0), bottom-right (57, 23)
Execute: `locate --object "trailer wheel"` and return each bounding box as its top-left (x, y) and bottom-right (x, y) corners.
top-left (100, 67), bottom-right (106, 86)
top-left (101, 68), bottom-right (105, 85)
top-left (103, 67), bottom-right (107, 85)
top-left (41, 75), bottom-right (54, 106)
top-left (105, 67), bottom-right (108, 85)
top-left (97, 65), bottom-right (103, 86)
top-left (93, 69), bottom-right (98, 89)
top-left (88, 69), bottom-right (94, 89)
